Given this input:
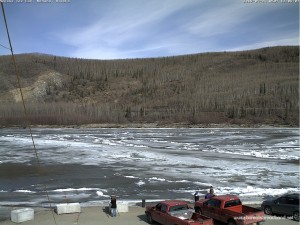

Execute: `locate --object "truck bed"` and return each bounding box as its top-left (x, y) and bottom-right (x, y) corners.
top-left (170, 210), bottom-right (213, 225)
top-left (227, 205), bottom-right (261, 214)
top-left (169, 209), bottom-right (194, 220)
top-left (224, 205), bottom-right (264, 224)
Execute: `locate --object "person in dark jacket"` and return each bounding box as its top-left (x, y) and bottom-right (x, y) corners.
top-left (205, 186), bottom-right (215, 199)
top-left (110, 195), bottom-right (117, 217)
top-left (194, 191), bottom-right (200, 202)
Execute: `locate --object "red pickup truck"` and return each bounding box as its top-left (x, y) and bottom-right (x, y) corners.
top-left (194, 195), bottom-right (264, 225)
top-left (145, 200), bottom-right (213, 225)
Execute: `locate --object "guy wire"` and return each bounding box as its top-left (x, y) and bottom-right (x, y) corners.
top-left (1, 3), bottom-right (58, 225)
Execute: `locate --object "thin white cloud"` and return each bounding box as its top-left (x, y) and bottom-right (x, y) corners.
top-left (185, 3), bottom-right (245, 37)
top-left (184, 1), bottom-right (284, 37)
top-left (55, 0), bottom-right (200, 59)
top-left (52, 0), bottom-right (298, 59)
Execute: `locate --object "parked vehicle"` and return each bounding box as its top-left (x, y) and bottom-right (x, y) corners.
top-left (261, 193), bottom-right (299, 221)
top-left (194, 195), bottom-right (264, 225)
top-left (145, 200), bottom-right (213, 225)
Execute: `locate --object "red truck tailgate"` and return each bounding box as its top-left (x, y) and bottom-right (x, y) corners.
top-left (243, 211), bottom-right (264, 224)
top-left (189, 222), bottom-right (202, 225)
top-left (188, 221), bottom-right (211, 225)
top-left (191, 213), bottom-right (213, 225)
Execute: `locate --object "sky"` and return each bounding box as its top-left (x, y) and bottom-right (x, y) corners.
top-left (0, 0), bottom-right (299, 59)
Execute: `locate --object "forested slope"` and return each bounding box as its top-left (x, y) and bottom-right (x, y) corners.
top-left (0, 46), bottom-right (298, 127)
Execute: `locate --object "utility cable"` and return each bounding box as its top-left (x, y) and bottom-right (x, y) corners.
top-left (1, 3), bottom-right (58, 225)
top-left (0, 43), bottom-right (10, 50)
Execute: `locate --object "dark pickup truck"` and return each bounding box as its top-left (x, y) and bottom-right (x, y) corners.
top-left (145, 200), bottom-right (213, 225)
top-left (194, 195), bottom-right (264, 225)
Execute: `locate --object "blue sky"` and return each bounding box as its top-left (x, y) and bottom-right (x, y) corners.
top-left (0, 0), bottom-right (299, 59)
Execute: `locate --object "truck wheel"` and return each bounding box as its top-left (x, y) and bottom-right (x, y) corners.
top-left (264, 206), bottom-right (272, 215)
top-left (227, 219), bottom-right (236, 225)
top-left (195, 207), bottom-right (202, 214)
top-left (147, 214), bottom-right (154, 224)
top-left (293, 211), bottom-right (299, 221)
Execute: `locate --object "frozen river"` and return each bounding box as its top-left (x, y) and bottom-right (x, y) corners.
top-left (0, 128), bottom-right (299, 207)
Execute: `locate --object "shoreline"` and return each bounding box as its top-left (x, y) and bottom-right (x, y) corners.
top-left (1, 122), bottom-right (297, 129)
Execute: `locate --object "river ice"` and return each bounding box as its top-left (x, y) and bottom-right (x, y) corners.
top-left (0, 128), bottom-right (299, 206)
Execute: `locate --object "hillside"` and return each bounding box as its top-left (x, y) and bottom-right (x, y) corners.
top-left (0, 46), bottom-right (299, 127)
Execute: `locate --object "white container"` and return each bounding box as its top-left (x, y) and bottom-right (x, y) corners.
top-left (11, 208), bottom-right (34, 223)
top-left (117, 203), bottom-right (129, 213)
top-left (55, 203), bottom-right (81, 215)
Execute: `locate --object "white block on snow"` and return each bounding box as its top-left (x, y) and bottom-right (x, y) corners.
top-left (11, 208), bottom-right (34, 223)
top-left (117, 203), bottom-right (129, 213)
top-left (55, 203), bottom-right (81, 215)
